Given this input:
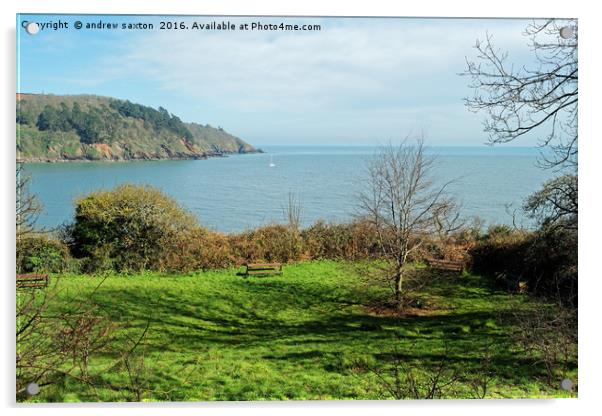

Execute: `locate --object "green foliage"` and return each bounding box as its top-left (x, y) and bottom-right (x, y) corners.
top-left (16, 235), bottom-right (69, 273)
top-left (524, 226), bottom-right (577, 305)
top-left (469, 225), bottom-right (577, 305)
top-left (17, 94), bottom-right (257, 161)
top-left (73, 108), bottom-right (102, 144)
top-left (67, 185), bottom-right (198, 272)
top-left (109, 99), bottom-right (193, 140)
top-left (35, 101), bottom-right (115, 144)
top-left (524, 174), bottom-right (577, 231)
top-left (469, 227), bottom-right (533, 290)
top-left (79, 244), bottom-right (115, 273)
top-left (16, 99), bottom-right (37, 125)
top-left (36, 105), bottom-right (65, 131)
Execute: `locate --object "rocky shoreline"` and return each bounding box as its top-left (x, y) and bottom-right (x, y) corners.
top-left (17, 148), bottom-right (264, 163)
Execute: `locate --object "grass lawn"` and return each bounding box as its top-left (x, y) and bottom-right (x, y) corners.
top-left (24, 260), bottom-right (577, 402)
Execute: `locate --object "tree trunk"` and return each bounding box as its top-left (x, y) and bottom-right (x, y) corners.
top-left (395, 269), bottom-right (403, 309)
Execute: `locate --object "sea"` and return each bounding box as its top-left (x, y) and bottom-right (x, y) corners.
top-left (22, 146), bottom-right (554, 233)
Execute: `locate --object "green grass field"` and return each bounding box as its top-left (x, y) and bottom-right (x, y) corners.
top-left (26, 260), bottom-right (577, 402)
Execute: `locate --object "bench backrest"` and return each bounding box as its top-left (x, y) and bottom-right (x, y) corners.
top-left (16, 273), bottom-right (49, 288)
top-left (246, 263), bottom-right (282, 270)
top-left (17, 273), bottom-right (48, 280)
top-left (426, 259), bottom-right (464, 271)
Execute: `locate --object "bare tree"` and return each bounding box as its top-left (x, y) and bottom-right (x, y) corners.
top-left (357, 139), bottom-right (457, 308)
top-left (16, 278), bottom-right (156, 401)
top-left (372, 347), bottom-right (462, 400)
top-left (16, 163), bottom-right (42, 241)
top-left (510, 303), bottom-right (577, 386)
top-left (463, 19), bottom-right (577, 171)
top-left (16, 280), bottom-right (116, 398)
top-left (350, 339), bottom-right (467, 400)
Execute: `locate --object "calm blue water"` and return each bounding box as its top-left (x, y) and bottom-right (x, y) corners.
top-left (23, 146), bottom-right (553, 233)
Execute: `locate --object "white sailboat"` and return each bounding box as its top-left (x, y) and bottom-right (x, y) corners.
top-left (269, 154), bottom-right (275, 167)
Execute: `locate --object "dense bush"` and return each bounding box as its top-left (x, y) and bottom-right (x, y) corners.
top-left (469, 226), bottom-right (533, 289)
top-left (301, 220), bottom-right (381, 260)
top-left (414, 235), bottom-right (470, 265)
top-left (158, 229), bottom-right (235, 272)
top-left (17, 235), bottom-right (70, 273)
top-left (524, 226), bottom-right (577, 305)
top-left (469, 224), bottom-right (577, 305)
top-left (229, 224), bottom-right (302, 263)
top-left (66, 184), bottom-right (198, 272)
top-left (226, 221), bottom-right (382, 264)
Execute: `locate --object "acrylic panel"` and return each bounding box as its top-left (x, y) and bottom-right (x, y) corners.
top-left (16, 14), bottom-right (578, 402)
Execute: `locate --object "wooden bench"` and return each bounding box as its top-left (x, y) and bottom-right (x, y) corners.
top-left (425, 258), bottom-right (464, 272)
top-left (17, 273), bottom-right (49, 289)
top-left (243, 263), bottom-right (283, 277)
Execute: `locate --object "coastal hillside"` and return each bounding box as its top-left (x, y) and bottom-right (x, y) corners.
top-left (16, 93), bottom-right (258, 161)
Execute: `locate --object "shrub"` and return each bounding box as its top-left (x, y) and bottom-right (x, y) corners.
top-left (511, 304), bottom-right (577, 385)
top-left (416, 223), bottom-right (481, 265)
top-left (301, 221), bottom-right (353, 259)
top-left (469, 224), bottom-right (576, 304)
top-left (158, 228), bottom-right (235, 272)
top-left (16, 235), bottom-right (69, 273)
top-left (67, 184), bottom-right (198, 272)
top-left (301, 220), bottom-right (380, 260)
top-left (524, 226), bottom-right (577, 305)
top-left (79, 244), bottom-right (115, 274)
top-left (469, 226), bottom-right (533, 290)
top-left (229, 224), bottom-right (302, 263)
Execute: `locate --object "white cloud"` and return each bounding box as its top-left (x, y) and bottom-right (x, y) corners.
top-left (50, 17), bottom-right (541, 143)
top-left (112, 18), bottom-right (531, 110)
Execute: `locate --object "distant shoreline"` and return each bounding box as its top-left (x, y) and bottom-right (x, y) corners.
top-left (17, 149), bottom-right (264, 164)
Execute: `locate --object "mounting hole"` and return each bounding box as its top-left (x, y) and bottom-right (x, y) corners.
top-left (559, 26), bottom-right (574, 39)
top-left (25, 22), bottom-right (39, 35)
top-left (560, 378), bottom-right (573, 391)
top-left (25, 382), bottom-right (40, 396)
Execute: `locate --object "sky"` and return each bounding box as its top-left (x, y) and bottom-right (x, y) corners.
top-left (17, 15), bottom-right (545, 146)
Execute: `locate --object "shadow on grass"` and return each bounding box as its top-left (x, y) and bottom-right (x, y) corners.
top-left (51, 267), bottom-right (559, 395)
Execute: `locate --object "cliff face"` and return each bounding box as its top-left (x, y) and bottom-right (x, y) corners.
top-left (16, 94), bottom-right (259, 162)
